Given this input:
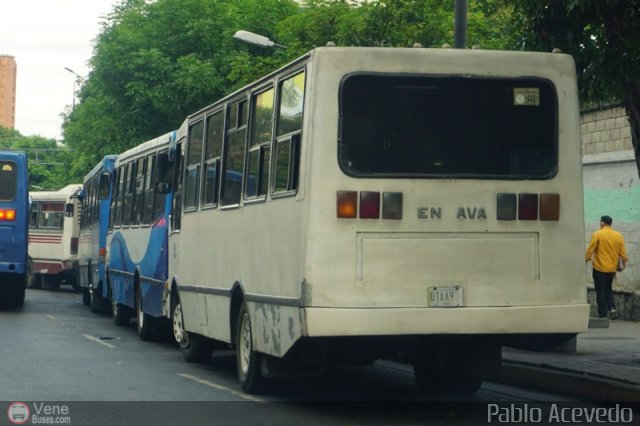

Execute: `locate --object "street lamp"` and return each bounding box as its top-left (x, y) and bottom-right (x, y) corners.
top-left (233, 30), bottom-right (286, 49)
top-left (64, 67), bottom-right (84, 108)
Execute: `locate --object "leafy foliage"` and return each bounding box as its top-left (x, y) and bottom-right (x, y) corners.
top-left (511, 0), bottom-right (640, 177)
top-left (0, 127), bottom-right (73, 190)
top-left (61, 0), bottom-right (518, 181)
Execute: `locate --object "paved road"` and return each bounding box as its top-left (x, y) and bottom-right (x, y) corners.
top-left (2, 289), bottom-right (620, 425)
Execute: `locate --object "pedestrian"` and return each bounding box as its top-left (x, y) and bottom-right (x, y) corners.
top-left (585, 215), bottom-right (628, 320)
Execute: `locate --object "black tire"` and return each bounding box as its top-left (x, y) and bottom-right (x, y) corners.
top-left (13, 275), bottom-right (26, 309)
top-left (29, 273), bottom-right (43, 290)
top-left (26, 259), bottom-right (35, 289)
top-left (172, 297), bottom-right (212, 363)
top-left (82, 288), bottom-right (90, 306)
top-left (43, 275), bottom-right (60, 291)
top-left (235, 301), bottom-right (265, 394)
top-left (90, 287), bottom-right (104, 313)
top-left (71, 277), bottom-right (80, 292)
top-left (136, 286), bottom-right (154, 341)
top-left (112, 299), bottom-right (132, 326)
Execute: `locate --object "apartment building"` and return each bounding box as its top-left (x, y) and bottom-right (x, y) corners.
top-left (0, 55), bottom-right (17, 129)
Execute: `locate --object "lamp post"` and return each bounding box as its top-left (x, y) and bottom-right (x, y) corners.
top-left (233, 30), bottom-right (286, 49)
top-left (64, 67), bottom-right (84, 108)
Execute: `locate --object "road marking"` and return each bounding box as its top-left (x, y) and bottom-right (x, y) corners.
top-left (178, 373), bottom-right (264, 402)
top-left (46, 315), bottom-right (56, 320)
top-left (83, 334), bottom-right (117, 349)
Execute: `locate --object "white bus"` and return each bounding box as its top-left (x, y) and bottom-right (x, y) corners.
top-left (167, 46), bottom-right (589, 394)
top-left (28, 184), bottom-right (82, 290)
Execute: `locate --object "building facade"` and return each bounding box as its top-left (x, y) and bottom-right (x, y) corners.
top-left (581, 105), bottom-right (640, 319)
top-left (0, 55), bottom-right (17, 129)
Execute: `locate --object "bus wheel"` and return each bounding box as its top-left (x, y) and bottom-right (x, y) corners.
top-left (136, 286), bottom-right (154, 341)
top-left (90, 288), bottom-right (105, 313)
top-left (235, 302), bottom-right (265, 394)
top-left (8, 276), bottom-right (26, 310)
top-left (172, 299), bottom-right (212, 363)
top-left (26, 259), bottom-right (35, 289)
top-left (112, 300), bottom-right (131, 326)
top-left (28, 273), bottom-right (42, 290)
top-left (82, 289), bottom-right (90, 306)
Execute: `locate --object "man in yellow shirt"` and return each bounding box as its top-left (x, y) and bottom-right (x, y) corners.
top-left (585, 215), bottom-right (628, 319)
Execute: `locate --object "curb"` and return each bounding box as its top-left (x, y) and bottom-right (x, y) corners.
top-left (489, 360), bottom-right (640, 403)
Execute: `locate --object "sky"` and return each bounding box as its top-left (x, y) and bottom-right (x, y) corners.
top-left (0, 0), bottom-right (118, 141)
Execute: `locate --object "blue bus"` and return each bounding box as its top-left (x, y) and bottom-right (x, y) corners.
top-left (0, 151), bottom-right (29, 310)
top-left (108, 131), bottom-right (176, 340)
top-left (78, 155), bottom-right (117, 311)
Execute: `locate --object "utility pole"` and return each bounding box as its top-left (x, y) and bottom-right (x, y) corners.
top-left (454, 0), bottom-right (468, 49)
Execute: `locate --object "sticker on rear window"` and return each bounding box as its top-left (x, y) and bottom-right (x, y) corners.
top-left (514, 88), bottom-right (540, 106)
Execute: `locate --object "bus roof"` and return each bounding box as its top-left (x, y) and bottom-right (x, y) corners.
top-left (30, 184), bottom-right (82, 201)
top-left (116, 130), bottom-right (176, 165)
top-left (83, 155), bottom-right (118, 183)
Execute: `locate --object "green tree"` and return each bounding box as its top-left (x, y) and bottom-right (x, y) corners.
top-left (511, 0), bottom-right (640, 177)
top-left (63, 0), bottom-right (517, 180)
top-left (276, 0), bottom-right (518, 53)
top-left (63, 0), bottom-right (298, 180)
top-left (0, 127), bottom-right (73, 190)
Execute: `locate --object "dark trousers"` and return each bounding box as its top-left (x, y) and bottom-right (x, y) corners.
top-left (593, 269), bottom-right (616, 318)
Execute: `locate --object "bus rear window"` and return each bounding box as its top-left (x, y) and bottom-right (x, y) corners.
top-left (0, 161), bottom-right (17, 201)
top-left (339, 74), bottom-right (557, 179)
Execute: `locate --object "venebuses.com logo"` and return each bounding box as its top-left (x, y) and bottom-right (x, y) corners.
top-left (7, 402), bottom-right (30, 425)
top-left (6, 401), bottom-right (71, 424)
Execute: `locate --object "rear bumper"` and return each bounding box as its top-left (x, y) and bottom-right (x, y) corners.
top-left (0, 262), bottom-right (27, 275)
top-left (302, 304), bottom-right (590, 337)
top-left (33, 260), bottom-right (77, 275)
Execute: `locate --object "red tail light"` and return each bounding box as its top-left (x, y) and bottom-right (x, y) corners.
top-left (359, 191), bottom-right (380, 219)
top-left (518, 194), bottom-right (539, 220)
top-left (540, 193), bottom-right (560, 220)
top-left (99, 247), bottom-right (107, 257)
top-left (0, 209), bottom-right (16, 221)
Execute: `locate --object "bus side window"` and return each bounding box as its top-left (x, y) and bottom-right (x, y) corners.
top-left (246, 87), bottom-right (274, 199)
top-left (272, 71), bottom-right (304, 196)
top-left (123, 162), bottom-right (135, 226)
top-left (273, 133), bottom-right (301, 193)
top-left (98, 172), bottom-right (111, 200)
top-left (133, 157), bottom-right (146, 225)
top-left (143, 154), bottom-right (156, 224)
top-left (221, 99), bottom-right (247, 206)
top-left (171, 141), bottom-right (183, 232)
top-left (202, 111), bottom-right (223, 206)
top-left (29, 202), bottom-right (40, 228)
top-left (185, 120), bottom-right (204, 211)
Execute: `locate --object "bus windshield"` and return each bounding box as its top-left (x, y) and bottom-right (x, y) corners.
top-left (339, 74), bottom-right (557, 179)
top-left (0, 161), bottom-right (17, 201)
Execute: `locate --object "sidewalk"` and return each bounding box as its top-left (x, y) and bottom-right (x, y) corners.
top-left (493, 319), bottom-right (640, 402)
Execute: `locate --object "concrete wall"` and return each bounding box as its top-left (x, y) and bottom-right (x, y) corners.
top-left (581, 105), bottom-right (640, 319)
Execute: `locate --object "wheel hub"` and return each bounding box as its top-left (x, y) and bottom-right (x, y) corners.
top-left (173, 303), bottom-right (184, 343)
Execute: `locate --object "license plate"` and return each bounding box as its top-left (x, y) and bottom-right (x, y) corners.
top-left (427, 286), bottom-right (464, 307)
